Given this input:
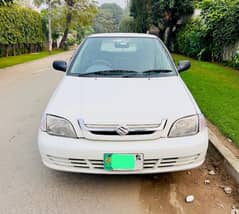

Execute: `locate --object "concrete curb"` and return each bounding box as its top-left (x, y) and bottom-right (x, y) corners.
top-left (209, 128), bottom-right (239, 184)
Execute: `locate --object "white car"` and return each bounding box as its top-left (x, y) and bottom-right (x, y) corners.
top-left (38, 33), bottom-right (208, 174)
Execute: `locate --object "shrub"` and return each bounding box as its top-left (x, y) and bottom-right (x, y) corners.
top-left (62, 37), bottom-right (78, 50)
top-left (231, 50), bottom-right (239, 69)
top-left (0, 6), bottom-right (44, 57)
top-left (200, 0), bottom-right (239, 61)
top-left (176, 19), bottom-right (209, 60)
top-left (176, 0), bottom-right (239, 63)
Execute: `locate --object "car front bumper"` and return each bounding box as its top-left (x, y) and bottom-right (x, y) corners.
top-left (38, 129), bottom-right (208, 174)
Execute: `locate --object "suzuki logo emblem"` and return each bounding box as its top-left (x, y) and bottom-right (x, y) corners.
top-left (116, 125), bottom-right (129, 136)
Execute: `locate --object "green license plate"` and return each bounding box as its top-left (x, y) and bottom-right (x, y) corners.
top-left (104, 154), bottom-right (143, 171)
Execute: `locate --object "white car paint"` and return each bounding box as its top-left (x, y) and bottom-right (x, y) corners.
top-left (38, 33), bottom-right (208, 174)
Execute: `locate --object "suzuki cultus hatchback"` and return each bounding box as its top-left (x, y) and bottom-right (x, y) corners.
top-left (38, 33), bottom-right (208, 174)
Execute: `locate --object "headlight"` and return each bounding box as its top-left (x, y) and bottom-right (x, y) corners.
top-left (168, 115), bottom-right (201, 138)
top-left (41, 114), bottom-right (77, 138)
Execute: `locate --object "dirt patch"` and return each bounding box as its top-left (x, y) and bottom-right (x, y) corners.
top-left (139, 148), bottom-right (239, 214)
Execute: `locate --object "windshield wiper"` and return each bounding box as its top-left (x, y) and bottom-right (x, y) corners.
top-left (78, 70), bottom-right (138, 77)
top-left (142, 69), bottom-right (173, 74)
top-left (77, 69), bottom-right (172, 77)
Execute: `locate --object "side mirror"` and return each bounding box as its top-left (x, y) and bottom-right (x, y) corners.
top-left (177, 60), bottom-right (191, 73)
top-left (53, 60), bottom-right (67, 72)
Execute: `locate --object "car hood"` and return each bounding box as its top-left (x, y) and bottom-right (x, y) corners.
top-left (46, 76), bottom-right (198, 124)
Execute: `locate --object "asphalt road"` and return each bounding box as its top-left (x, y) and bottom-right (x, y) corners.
top-left (0, 51), bottom-right (238, 214)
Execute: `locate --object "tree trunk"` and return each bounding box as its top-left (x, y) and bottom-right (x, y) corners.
top-left (52, 40), bottom-right (57, 49)
top-left (164, 26), bottom-right (171, 47)
top-left (59, 12), bottom-right (72, 49)
top-left (48, 0), bottom-right (52, 52)
top-left (211, 51), bottom-right (214, 62)
top-left (5, 45), bottom-right (9, 57)
top-left (13, 44), bottom-right (16, 56)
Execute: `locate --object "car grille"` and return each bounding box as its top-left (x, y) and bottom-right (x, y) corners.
top-left (90, 130), bottom-right (155, 136)
top-left (78, 119), bottom-right (167, 141)
top-left (46, 154), bottom-right (200, 170)
top-left (157, 154), bottom-right (200, 168)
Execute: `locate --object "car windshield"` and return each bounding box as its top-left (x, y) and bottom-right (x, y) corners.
top-left (69, 37), bottom-right (176, 78)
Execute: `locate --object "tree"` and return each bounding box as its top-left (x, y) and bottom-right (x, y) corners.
top-left (33, 0), bottom-right (55, 51)
top-left (59, 0), bottom-right (97, 48)
top-left (130, 0), bottom-right (150, 33)
top-left (0, 0), bottom-right (13, 6)
top-left (93, 3), bottom-right (123, 33)
top-left (100, 3), bottom-right (123, 28)
top-left (151, 0), bottom-right (194, 47)
top-left (119, 16), bottom-right (136, 32)
top-left (130, 0), bottom-right (194, 49)
top-left (93, 9), bottom-right (115, 33)
top-left (47, 0), bottom-right (52, 51)
top-left (76, 25), bottom-right (94, 42)
top-left (42, 8), bottom-right (62, 48)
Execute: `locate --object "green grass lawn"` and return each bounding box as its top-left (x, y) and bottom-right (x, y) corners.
top-left (0, 50), bottom-right (63, 69)
top-left (173, 54), bottom-right (239, 146)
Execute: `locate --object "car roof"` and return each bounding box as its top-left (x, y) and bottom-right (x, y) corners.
top-left (87, 33), bottom-right (158, 39)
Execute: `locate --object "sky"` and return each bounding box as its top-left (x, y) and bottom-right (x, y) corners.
top-left (97, 0), bottom-right (128, 8)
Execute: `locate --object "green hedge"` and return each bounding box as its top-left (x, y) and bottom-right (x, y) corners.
top-left (0, 6), bottom-right (44, 57)
top-left (176, 19), bottom-right (209, 60)
top-left (176, 0), bottom-right (239, 64)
